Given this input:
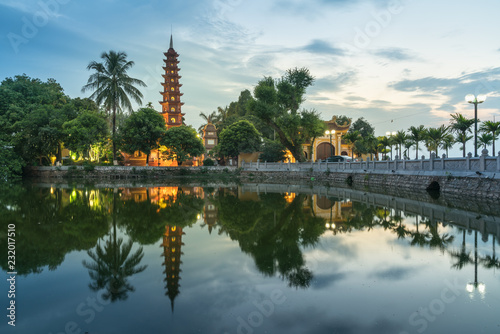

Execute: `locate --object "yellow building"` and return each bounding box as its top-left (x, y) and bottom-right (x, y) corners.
top-left (312, 116), bottom-right (352, 161)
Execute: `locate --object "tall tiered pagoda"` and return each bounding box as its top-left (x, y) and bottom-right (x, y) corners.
top-left (160, 35), bottom-right (184, 129)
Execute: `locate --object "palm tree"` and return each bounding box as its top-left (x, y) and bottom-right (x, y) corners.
top-left (479, 121), bottom-right (500, 155)
top-left (199, 111), bottom-right (218, 124)
top-left (377, 136), bottom-right (390, 160)
top-left (82, 51), bottom-right (147, 162)
top-left (477, 133), bottom-right (494, 150)
top-left (450, 113), bottom-right (475, 157)
top-left (393, 130), bottom-right (407, 158)
top-left (403, 139), bottom-right (414, 159)
top-left (424, 125), bottom-right (448, 156)
top-left (408, 125), bottom-right (426, 159)
top-left (361, 135), bottom-right (378, 160)
top-left (441, 133), bottom-right (455, 157)
top-left (343, 131), bottom-right (362, 158)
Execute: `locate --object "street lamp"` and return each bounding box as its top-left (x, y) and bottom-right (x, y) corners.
top-left (386, 131), bottom-right (396, 160)
top-left (465, 94), bottom-right (487, 157)
top-left (325, 130), bottom-right (335, 157)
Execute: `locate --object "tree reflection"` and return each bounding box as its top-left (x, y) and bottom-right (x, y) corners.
top-left (481, 236), bottom-right (500, 271)
top-left (0, 184), bottom-right (108, 275)
top-left (83, 192), bottom-right (147, 302)
top-left (424, 219), bottom-right (454, 252)
top-left (449, 230), bottom-right (473, 270)
top-left (215, 190), bottom-right (324, 288)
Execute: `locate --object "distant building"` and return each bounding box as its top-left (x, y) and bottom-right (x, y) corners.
top-left (202, 123), bottom-right (218, 151)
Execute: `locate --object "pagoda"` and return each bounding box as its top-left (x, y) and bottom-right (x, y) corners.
top-left (160, 35), bottom-right (184, 129)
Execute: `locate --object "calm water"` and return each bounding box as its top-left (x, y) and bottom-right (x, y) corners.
top-left (1, 182), bottom-right (499, 334)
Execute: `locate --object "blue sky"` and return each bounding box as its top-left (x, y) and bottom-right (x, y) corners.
top-left (1, 0), bottom-right (500, 146)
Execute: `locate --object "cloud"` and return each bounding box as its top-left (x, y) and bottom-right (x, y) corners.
top-left (310, 71), bottom-right (358, 95)
top-left (389, 77), bottom-right (456, 93)
top-left (345, 95), bottom-right (367, 101)
top-left (302, 39), bottom-right (346, 56)
top-left (372, 47), bottom-right (416, 61)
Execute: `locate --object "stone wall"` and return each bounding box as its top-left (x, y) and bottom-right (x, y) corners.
top-left (240, 169), bottom-right (500, 200)
top-left (26, 165), bottom-right (238, 180)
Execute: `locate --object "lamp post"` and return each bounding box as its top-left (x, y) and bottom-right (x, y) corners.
top-left (465, 94), bottom-right (486, 157)
top-left (325, 130), bottom-right (335, 157)
top-left (386, 131), bottom-right (396, 160)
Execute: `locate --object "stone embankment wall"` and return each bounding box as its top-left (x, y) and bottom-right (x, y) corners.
top-left (243, 170), bottom-right (500, 200)
top-left (241, 151), bottom-right (500, 200)
top-left (26, 165), bottom-right (238, 180)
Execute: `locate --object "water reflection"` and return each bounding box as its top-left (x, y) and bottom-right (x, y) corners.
top-left (2, 182), bottom-right (500, 332)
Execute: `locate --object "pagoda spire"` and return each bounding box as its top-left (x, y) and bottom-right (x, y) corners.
top-left (169, 34), bottom-right (173, 50)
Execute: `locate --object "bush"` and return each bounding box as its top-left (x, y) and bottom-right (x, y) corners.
top-left (203, 158), bottom-right (215, 166)
top-left (83, 162), bottom-right (95, 172)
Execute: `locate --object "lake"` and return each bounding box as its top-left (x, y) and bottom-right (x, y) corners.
top-left (1, 181), bottom-right (499, 334)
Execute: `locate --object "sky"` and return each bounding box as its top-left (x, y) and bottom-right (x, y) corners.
top-left (1, 0), bottom-right (500, 153)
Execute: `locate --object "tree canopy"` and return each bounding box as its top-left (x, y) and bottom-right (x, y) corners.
top-left (248, 68), bottom-right (324, 162)
top-left (118, 107), bottom-right (167, 165)
top-left (160, 125), bottom-right (205, 165)
top-left (218, 120), bottom-right (262, 158)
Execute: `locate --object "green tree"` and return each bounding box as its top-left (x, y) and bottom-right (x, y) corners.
top-left (118, 108), bottom-right (166, 165)
top-left (343, 131), bottom-right (362, 158)
top-left (349, 117), bottom-right (375, 138)
top-left (63, 110), bottom-right (109, 160)
top-left (424, 125), bottom-right (449, 156)
top-left (450, 113), bottom-right (475, 157)
top-left (259, 139), bottom-right (287, 162)
top-left (160, 125), bottom-right (205, 165)
top-left (377, 136), bottom-right (390, 160)
top-left (392, 130), bottom-right (407, 158)
top-left (408, 125), bottom-right (426, 159)
top-left (479, 120), bottom-right (500, 155)
top-left (218, 120), bottom-right (261, 158)
top-left (477, 133), bottom-right (494, 150)
top-left (441, 133), bottom-right (455, 157)
top-left (248, 68), bottom-right (319, 162)
top-left (82, 51), bottom-right (147, 162)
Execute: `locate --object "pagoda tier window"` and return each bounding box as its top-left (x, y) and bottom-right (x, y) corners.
top-left (171, 107), bottom-right (175, 112)
top-left (171, 97), bottom-right (175, 101)
top-left (171, 117), bottom-right (176, 123)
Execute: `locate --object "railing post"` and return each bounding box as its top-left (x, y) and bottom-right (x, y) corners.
top-left (420, 155), bottom-right (425, 171)
top-left (467, 152), bottom-right (472, 171)
top-left (395, 155), bottom-right (399, 170)
top-left (497, 151), bottom-right (500, 172)
top-left (480, 149), bottom-right (488, 172)
top-left (442, 154), bottom-right (446, 170)
top-left (257, 159), bottom-right (260, 170)
top-left (430, 153), bottom-right (435, 171)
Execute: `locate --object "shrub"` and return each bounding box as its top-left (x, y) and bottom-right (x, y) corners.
top-left (203, 158), bottom-right (215, 166)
